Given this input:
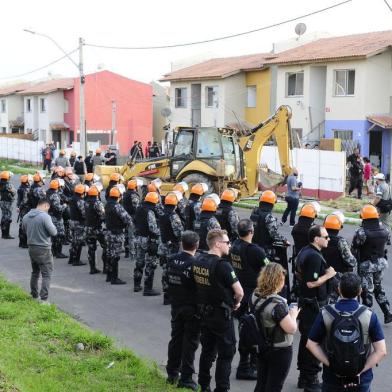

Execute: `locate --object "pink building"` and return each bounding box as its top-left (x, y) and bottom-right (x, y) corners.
top-left (66, 70), bottom-right (152, 156)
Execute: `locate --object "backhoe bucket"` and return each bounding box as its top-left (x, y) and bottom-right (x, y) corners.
top-left (259, 166), bottom-right (285, 189)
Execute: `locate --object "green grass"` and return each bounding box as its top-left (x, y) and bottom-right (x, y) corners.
top-left (0, 276), bottom-right (182, 392)
top-left (0, 159), bottom-right (40, 175)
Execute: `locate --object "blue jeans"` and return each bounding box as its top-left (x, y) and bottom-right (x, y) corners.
top-left (281, 196), bottom-right (299, 226)
top-left (322, 381), bottom-right (371, 392)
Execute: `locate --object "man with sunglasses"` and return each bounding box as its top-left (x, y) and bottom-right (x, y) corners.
top-left (295, 225), bottom-right (336, 391)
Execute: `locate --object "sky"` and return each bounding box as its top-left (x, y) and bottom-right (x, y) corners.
top-left (1, 0), bottom-right (392, 86)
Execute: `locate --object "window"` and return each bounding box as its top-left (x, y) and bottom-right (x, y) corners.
top-left (286, 71), bottom-right (304, 96)
top-left (173, 130), bottom-right (193, 156)
top-left (175, 88), bottom-right (187, 108)
top-left (334, 70), bottom-right (355, 96)
top-left (40, 98), bottom-right (46, 112)
top-left (205, 86), bottom-right (219, 108)
top-left (1, 99), bottom-right (6, 113)
top-left (247, 86), bottom-right (257, 107)
top-left (1, 127), bottom-right (6, 133)
top-left (26, 99), bottom-right (31, 112)
top-left (333, 129), bottom-right (353, 140)
top-left (196, 128), bottom-right (222, 158)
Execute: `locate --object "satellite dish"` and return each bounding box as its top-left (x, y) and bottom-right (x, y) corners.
top-left (161, 107), bottom-right (172, 118)
top-left (295, 23), bottom-right (307, 39)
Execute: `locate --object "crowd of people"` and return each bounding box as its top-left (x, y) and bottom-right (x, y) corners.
top-left (0, 166), bottom-right (390, 392)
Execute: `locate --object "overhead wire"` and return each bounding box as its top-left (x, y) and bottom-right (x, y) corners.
top-left (84, 0), bottom-right (352, 50)
top-left (0, 48), bottom-right (78, 81)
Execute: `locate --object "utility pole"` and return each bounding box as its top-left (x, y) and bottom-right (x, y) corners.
top-left (79, 37), bottom-right (87, 157)
top-left (111, 100), bottom-right (117, 145)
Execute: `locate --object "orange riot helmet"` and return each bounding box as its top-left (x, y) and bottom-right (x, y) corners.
top-left (259, 190), bottom-right (277, 204)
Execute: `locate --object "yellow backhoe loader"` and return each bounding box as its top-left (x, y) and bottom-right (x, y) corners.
top-left (95, 105), bottom-right (293, 197)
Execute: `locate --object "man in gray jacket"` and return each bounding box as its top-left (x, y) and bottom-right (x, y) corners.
top-left (22, 198), bottom-right (57, 304)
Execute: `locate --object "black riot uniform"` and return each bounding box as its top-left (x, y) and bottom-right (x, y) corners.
top-left (184, 194), bottom-right (202, 230)
top-left (230, 238), bottom-right (268, 380)
top-left (322, 229), bottom-right (356, 303)
top-left (216, 200), bottom-right (240, 242)
top-left (68, 193), bottom-right (86, 266)
top-left (166, 251), bottom-right (200, 389)
top-left (61, 177), bottom-right (74, 243)
top-left (295, 244), bottom-right (330, 387)
top-left (351, 218), bottom-right (392, 323)
top-left (17, 181), bottom-right (31, 247)
top-left (194, 211), bottom-right (221, 251)
top-left (192, 253), bottom-right (238, 392)
top-left (122, 188), bottom-right (140, 259)
top-left (27, 182), bottom-right (46, 210)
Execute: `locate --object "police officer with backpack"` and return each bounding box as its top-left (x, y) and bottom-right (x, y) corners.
top-left (295, 225), bottom-right (337, 391)
top-left (230, 219), bottom-right (268, 381)
top-left (307, 272), bottom-right (387, 392)
top-left (351, 204), bottom-right (392, 324)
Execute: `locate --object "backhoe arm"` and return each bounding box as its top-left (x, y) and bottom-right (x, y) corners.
top-left (238, 105), bottom-right (292, 196)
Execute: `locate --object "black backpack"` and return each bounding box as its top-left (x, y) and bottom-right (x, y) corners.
top-left (238, 296), bottom-right (276, 356)
top-left (322, 305), bottom-right (371, 378)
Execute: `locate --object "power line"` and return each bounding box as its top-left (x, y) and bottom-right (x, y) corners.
top-left (85, 0), bottom-right (352, 50)
top-left (384, 0), bottom-right (392, 12)
top-left (0, 48), bottom-right (78, 81)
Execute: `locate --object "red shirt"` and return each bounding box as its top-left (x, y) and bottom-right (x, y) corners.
top-left (364, 162), bottom-right (372, 180)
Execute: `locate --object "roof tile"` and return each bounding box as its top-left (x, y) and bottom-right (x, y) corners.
top-left (18, 78), bottom-right (74, 95)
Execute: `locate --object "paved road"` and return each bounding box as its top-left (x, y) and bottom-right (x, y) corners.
top-left (0, 203), bottom-right (391, 391)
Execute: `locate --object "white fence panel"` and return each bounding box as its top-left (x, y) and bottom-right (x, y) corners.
top-left (0, 138), bottom-right (44, 163)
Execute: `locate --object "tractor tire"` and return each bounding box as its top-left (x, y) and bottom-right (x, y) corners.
top-left (181, 173), bottom-right (215, 195)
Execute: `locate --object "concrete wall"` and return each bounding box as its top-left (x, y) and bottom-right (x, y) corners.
top-left (151, 81), bottom-right (169, 143)
top-left (0, 137), bottom-right (44, 163)
top-left (245, 68), bottom-right (271, 125)
top-left (260, 145), bottom-right (346, 199)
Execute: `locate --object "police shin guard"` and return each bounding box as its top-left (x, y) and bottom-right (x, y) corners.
top-left (111, 260), bottom-right (126, 285)
top-left (380, 303), bottom-right (392, 324)
top-left (88, 250), bottom-right (101, 274)
top-left (72, 245), bottom-right (86, 266)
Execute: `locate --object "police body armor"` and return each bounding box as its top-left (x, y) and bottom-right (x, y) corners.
top-left (105, 200), bottom-right (127, 234)
top-left (359, 220), bottom-right (389, 262)
top-left (322, 234), bottom-right (352, 273)
top-left (63, 179), bottom-right (74, 199)
top-left (194, 211), bottom-right (214, 250)
top-left (0, 181), bottom-right (13, 202)
top-left (85, 199), bottom-right (101, 228)
top-left (160, 208), bottom-right (178, 244)
top-left (292, 217), bottom-right (314, 256)
top-left (193, 254), bottom-right (233, 307)
top-left (17, 185), bottom-right (30, 212)
top-left (122, 190), bottom-right (138, 217)
top-left (47, 189), bottom-right (63, 218)
top-left (230, 239), bottom-right (258, 289)
top-left (184, 198), bottom-right (199, 230)
top-left (134, 203), bottom-right (157, 238)
top-left (250, 207), bottom-right (273, 249)
top-left (28, 184), bottom-right (41, 209)
top-left (216, 203), bottom-right (235, 241)
top-left (69, 196), bottom-right (84, 223)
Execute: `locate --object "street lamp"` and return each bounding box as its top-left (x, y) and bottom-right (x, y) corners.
top-left (23, 29), bottom-right (87, 156)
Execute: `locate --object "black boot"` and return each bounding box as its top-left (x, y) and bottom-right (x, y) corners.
top-left (73, 245), bottom-right (86, 266)
top-left (143, 276), bottom-right (161, 296)
top-left (68, 247), bottom-right (74, 264)
top-left (3, 222), bottom-right (14, 239)
top-left (111, 262), bottom-right (126, 285)
top-left (124, 250), bottom-right (130, 258)
top-left (56, 243), bottom-right (67, 259)
top-left (236, 352), bottom-right (257, 380)
top-left (380, 303), bottom-right (392, 324)
top-left (88, 251), bottom-right (101, 274)
top-left (177, 378), bottom-right (198, 391)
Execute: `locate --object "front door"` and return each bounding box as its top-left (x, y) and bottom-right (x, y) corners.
top-left (369, 130), bottom-right (382, 170)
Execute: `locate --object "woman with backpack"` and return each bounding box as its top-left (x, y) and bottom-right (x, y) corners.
top-left (251, 262), bottom-right (299, 392)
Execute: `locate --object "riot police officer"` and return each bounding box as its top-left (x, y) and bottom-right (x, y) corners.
top-left (147, 179), bottom-right (164, 216)
top-left (85, 185), bottom-right (107, 274)
top-left (159, 192), bottom-right (184, 305)
top-left (352, 204), bottom-right (392, 323)
top-left (105, 186), bottom-right (132, 285)
top-left (123, 179), bottom-right (142, 260)
top-left (184, 183), bottom-right (208, 230)
top-left (134, 191), bottom-right (161, 295)
top-left (216, 188), bottom-right (240, 242)
top-left (173, 181), bottom-right (189, 225)
top-left (295, 225), bottom-right (336, 390)
top-left (47, 179), bottom-right (67, 258)
top-left (291, 203), bottom-right (318, 301)
top-left (0, 171), bottom-right (16, 239)
top-left (28, 172), bottom-right (46, 210)
top-left (192, 229), bottom-right (243, 392)
top-left (83, 173), bottom-right (95, 187)
top-left (250, 190), bottom-right (288, 258)
top-left (194, 194), bottom-right (221, 251)
top-left (322, 213), bottom-right (356, 303)
top-left (166, 231), bottom-right (200, 390)
top-left (230, 219), bottom-right (268, 380)
top-left (17, 174), bottom-right (31, 247)
top-left (105, 173), bottom-right (121, 200)
top-left (68, 184), bottom-right (87, 267)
